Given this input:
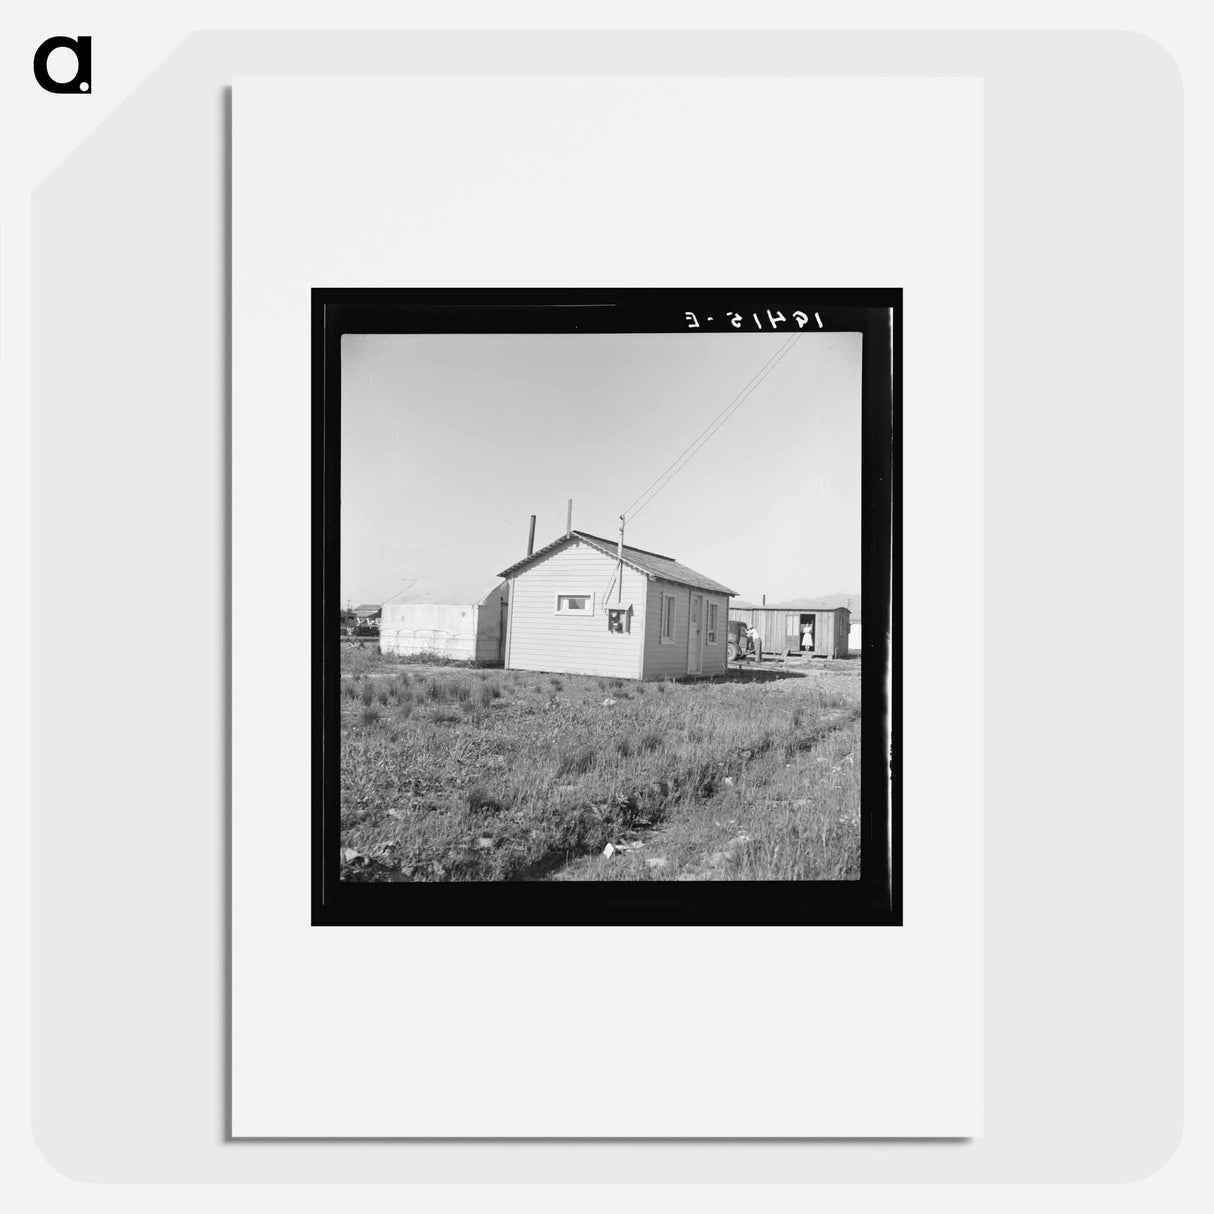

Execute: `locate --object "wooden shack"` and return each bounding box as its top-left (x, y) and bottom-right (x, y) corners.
top-left (728, 598), bottom-right (852, 659)
top-left (498, 530), bottom-right (736, 680)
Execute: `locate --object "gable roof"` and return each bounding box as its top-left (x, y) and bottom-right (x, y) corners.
top-left (498, 530), bottom-right (737, 596)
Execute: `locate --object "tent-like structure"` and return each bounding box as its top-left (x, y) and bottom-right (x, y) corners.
top-left (378, 578), bottom-right (509, 664)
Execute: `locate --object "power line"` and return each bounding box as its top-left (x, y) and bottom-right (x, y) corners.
top-left (624, 333), bottom-right (802, 522)
top-left (380, 577), bottom-right (421, 605)
top-left (623, 334), bottom-right (803, 523)
top-left (620, 334), bottom-right (799, 520)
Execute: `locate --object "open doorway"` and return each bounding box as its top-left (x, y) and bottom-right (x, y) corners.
top-left (798, 613), bottom-right (815, 654)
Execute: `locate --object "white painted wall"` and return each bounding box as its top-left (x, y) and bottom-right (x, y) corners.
top-left (641, 579), bottom-right (730, 679)
top-left (379, 582), bottom-right (508, 663)
top-left (505, 539), bottom-right (647, 678)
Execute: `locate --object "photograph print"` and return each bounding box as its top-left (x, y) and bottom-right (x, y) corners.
top-left (314, 290), bottom-right (898, 926)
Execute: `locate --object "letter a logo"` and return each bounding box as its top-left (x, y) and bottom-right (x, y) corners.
top-left (33, 35), bottom-right (92, 94)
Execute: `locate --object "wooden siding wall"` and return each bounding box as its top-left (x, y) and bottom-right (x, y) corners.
top-left (821, 609), bottom-right (850, 658)
top-left (504, 541), bottom-right (647, 678)
top-left (700, 592), bottom-right (731, 676)
top-left (725, 607), bottom-right (852, 658)
top-left (726, 606), bottom-right (784, 656)
top-left (642, 580), bottom-right (730, 679)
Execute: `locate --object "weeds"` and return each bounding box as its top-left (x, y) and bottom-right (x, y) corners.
top-left (467, 786), bottom-right (505, 814)
top-left (638, 728), bottom-right (662, 753)
top-left (556, 746), bottom-right (596, 777)
top-left (340, 655), bottom-right (862, 884)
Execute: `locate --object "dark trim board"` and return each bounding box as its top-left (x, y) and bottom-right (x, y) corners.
top-left (312, 289), bottom-right (901, 927)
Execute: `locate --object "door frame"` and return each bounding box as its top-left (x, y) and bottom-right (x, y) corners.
top-left (687, 592), bottom-right (703, 675)
top-left (799, 612), bottom-right (815, 653)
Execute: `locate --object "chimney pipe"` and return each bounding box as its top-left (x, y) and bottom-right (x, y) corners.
top-left (527, 515), bottom-right (536, 556)
top-left (762, 594), bottom-right (766, 606)
top-left (566, 499), bottom-right (573, 537)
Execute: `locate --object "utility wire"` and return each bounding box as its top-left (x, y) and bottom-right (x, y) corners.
top-left (620, 334), bottom-right (798, 520)
top-left (380, 577), bottom-right (421, 605)
top-left (623, 334), bottom-right (803, 523)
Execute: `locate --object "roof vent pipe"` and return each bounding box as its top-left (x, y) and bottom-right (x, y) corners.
top-left (527, 515), bottom-right (536, 556)
top-left (566, 499), bottom-right (573, 538)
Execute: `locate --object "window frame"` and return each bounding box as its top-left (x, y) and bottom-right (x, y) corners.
top-left (553, 590), bottom-right (596, 617)
top-left (706, 601), bottom-right (718, 644)
top-left (659, 591), bottom-right (677, 644)
top-left (607, 605), bottom-right (630, 634)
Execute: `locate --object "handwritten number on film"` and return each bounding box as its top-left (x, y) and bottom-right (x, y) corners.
top-left (683, 310), bottom-right (821, 330)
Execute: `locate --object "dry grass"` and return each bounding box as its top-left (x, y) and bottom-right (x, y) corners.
top-left (338, 649), bottom-right (861, 883)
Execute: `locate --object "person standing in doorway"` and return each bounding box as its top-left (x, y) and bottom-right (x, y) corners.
top-left (801, 620), bottom-right (814, 652)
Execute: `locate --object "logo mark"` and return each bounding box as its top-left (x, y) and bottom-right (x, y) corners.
top-left (33, 35), bottom-right (91, 93)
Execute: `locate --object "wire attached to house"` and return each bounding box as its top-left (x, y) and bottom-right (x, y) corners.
top-left (621, 333), bottom-right (803, 524)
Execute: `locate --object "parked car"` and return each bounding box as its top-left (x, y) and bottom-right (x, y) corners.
top-left (727, 619), bottom-right (761, 662)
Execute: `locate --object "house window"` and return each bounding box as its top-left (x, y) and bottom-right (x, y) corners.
top-left (660, 592), bottom-right (677, 643)
top-left (555, 591), bottom-right (594, 615)
top-left (706, 602), bottom-right (718, 644)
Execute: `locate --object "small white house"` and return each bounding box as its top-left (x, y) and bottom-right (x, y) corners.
top-left (498, 531), bottom-right (736, 680)
top-left (379, 579), bottom-right (509, 664)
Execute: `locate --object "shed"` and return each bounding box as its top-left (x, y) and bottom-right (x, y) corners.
top-left (379, 579), bottom-right (509, 664)
top-left (498, 531), bottom-right (736, 680)
top-left (728, 597), bottom-right (852, 659)
top-left (341, 603), bottom-right (382, 636)
top-left (845, 594), bottom-right (862, 652)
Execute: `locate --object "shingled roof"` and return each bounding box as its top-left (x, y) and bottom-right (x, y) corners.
top-left (498, 530), bottom-right (737, 597)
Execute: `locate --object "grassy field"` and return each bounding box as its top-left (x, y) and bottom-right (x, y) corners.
top-left (338, 647), bottom-right (861, 882)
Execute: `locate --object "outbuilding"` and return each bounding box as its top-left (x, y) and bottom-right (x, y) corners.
top-left (341, 603), bottom-right (382, 637)
top-left (498, 530), bottom-right (736, 680)
top-left (846, 595), bottom-right (861, 652)
top-left (379, 579), bottom-right (509, 664)
top-left (728, 597), bottom-right (852, 659)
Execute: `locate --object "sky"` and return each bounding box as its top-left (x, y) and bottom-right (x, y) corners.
top-left (340, 331), bottom-right (862, 608)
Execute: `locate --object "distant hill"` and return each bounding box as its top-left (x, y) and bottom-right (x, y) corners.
top-left (732, 592), bottom-right (861, 620)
